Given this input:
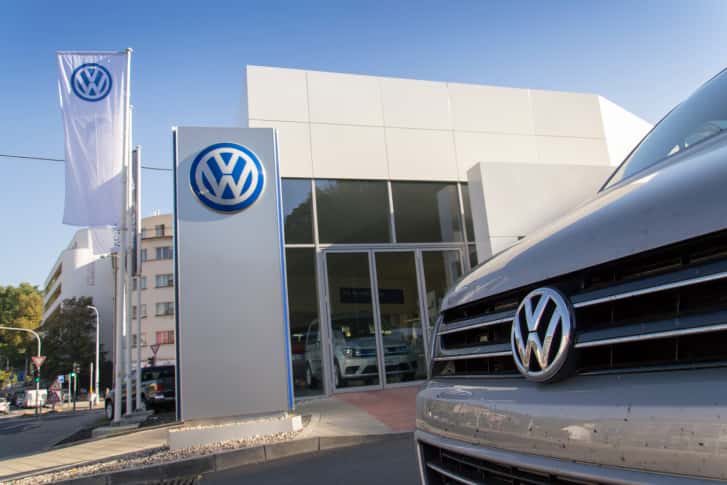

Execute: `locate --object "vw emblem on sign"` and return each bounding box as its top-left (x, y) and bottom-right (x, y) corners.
top-left (71, 63), bottom-right (112, 102)
top-left (511, 287), bottom-right (575, 382)
top-left (189, 142), bottom-right (265, 213)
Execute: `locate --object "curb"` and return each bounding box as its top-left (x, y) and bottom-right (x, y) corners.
top-left (53, 432), bottom-right (413, 485)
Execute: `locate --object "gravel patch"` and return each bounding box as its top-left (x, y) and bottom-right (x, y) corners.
top-left (10, 430), bottom-right (300, 484)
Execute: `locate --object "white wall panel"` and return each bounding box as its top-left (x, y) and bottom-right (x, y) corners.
top-left (531, 90), bottom-right (604, 138)
top-left (536, 136), bottom-right (610, 166)
top-left (449, 83), bottom-right (534, 134)
top-left (471, 162), bottom-right (613, 239)
top-left (455, 132), bottom-right (538, 180)
top-left (310, 124), bottom-right (388, 179)
top-left (599, 96), bottom-right (652, 165)
top-left (246, 66), bottom-right (309, 123)
top-left (380, 78), bottom-right (451, 130)
top-left (249, 120), bottom-right (313, 178)
top-left (307, 71), bottom-right (383, 126)
top-left (386, 128), bottom-right (458, 181)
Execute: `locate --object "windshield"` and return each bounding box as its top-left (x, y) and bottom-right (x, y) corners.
top-left (604, 69), bottom-right (727, 188)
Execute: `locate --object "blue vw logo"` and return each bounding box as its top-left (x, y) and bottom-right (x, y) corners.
top-left (71, 63), bottom-right (112, 102)
top-left (189, 143), bottom-right (265, 212)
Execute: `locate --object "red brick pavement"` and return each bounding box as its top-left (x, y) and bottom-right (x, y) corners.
top-left (335, 386), bottom-right (421, 432)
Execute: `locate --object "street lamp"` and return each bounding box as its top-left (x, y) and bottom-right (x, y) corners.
top-left (0, 326), bottom-right (41, 415)
top-left (87, 306), bottom-right (101, 408)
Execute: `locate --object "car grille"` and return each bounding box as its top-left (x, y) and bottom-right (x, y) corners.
top-left (432, 229), bottom-right (727, 379)
top-left (420, 443), bottom-right (597, 484)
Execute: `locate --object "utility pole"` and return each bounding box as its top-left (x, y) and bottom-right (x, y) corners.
top-left (0, 327), bottom-right (41, 416)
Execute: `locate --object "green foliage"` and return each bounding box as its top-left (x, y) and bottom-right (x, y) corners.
top-left (41, 297), bottom-right (98, 379)
top-left (0, 283), bottom-right (43, 366)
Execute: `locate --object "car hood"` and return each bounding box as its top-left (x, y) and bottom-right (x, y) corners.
top-left (443, 138), bottom-right (727, 310)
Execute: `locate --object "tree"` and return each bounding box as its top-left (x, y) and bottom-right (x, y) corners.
top-left (40, 297), bottom-right (98, 381)
top-left (0, 283), bottom-right (43, 372)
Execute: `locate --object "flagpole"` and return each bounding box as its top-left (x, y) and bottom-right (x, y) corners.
top-left (113, 47), bottom-right (132, 423)
top-left (134, 145), bottom-right (142, 411)
top-left (124, 107), bottom-right (134, 415)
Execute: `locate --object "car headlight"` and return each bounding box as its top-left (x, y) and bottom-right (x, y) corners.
top-left (343, 348), bottom-right (354, 357)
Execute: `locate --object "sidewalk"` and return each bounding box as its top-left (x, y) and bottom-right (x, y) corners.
top-left (0, 386), bottom-right (420, 482)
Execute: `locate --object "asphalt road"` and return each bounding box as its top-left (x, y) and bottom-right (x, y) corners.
top-left (0, 409), bottom-right (103, 460)
top-left (202, 434), bottom-right (420, 485)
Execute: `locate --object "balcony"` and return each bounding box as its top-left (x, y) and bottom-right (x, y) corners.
top-left (141, 226), bottom-right (172, 239)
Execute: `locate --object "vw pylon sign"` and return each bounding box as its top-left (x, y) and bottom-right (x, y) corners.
top-left (174, 127), bottom-right (292, 422)
top-left (189, 142), bottom-right (265, 212)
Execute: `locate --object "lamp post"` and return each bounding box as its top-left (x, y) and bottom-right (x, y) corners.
top-left (87, 306), bottom-right (101, 408)
top-left (0, 326), bottom-right (41, 415)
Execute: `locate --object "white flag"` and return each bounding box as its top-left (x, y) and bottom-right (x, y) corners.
top-left (57, 51), bottom-right (129, 226)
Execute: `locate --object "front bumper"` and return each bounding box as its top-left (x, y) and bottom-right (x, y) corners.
top-left (415, 430), bottom-right (718, 484)
top-left (416, 368), bottom-right (727, 482)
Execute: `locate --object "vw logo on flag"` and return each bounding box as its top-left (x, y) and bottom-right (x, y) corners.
top-left (71, 63), bottom-right (112, 102)
top-left (189, 142), bottom-right (266, 213)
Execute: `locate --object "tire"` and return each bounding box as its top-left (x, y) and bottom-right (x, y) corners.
top-left (105, 400), bottom-right (114, 421)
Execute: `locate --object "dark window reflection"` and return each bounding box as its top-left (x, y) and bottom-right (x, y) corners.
top-left (460, 184), bottom-right (476, 242)
top-left (315, 180), bottom-right (391, 244)
top-left (282, 179), bottom-right (313, 244)
top-left (392, 182), bottom-right (463, 243)
top-left (285, 248), bottom-right (322, 397)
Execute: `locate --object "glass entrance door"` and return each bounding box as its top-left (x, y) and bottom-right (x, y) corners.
top-left (325, 252), bottom-right (381, 390)
top-left (374, 251), bottom-right (427, 384)
top-left (323, 249), bottom-right (464, 392)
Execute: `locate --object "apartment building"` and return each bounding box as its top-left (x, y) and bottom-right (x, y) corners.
top-left (132, 214), bottom-right (176, 366)
top-left (42, 228), bottom-right (115, 380)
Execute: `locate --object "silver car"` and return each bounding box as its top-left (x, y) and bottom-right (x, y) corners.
top-left (417, 69), bottom-right (727, 483)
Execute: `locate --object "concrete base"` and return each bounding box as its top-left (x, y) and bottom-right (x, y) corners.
top-left (168, 414), bottom-right (303, 451)
top-left (120, 410), bottom-right (153, 424)
top-left (91, 424), bottom-right (140, 439)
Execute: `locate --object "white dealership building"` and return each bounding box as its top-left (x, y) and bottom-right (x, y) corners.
top-left (242, 65), bottom-right (651, 398)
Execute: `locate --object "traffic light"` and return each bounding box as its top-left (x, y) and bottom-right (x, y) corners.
top-left (33, 368), bottom-right (39, 383)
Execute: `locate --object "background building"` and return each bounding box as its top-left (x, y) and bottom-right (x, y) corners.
top-left (244, 65), bottom-right (651, 399)
top-left (132, 213), bottom-right (176, 367)
top-left (42, 228), bottom-right (114, 382)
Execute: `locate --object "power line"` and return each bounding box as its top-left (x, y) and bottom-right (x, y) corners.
top-left (0, 153), bottom-right (172, 172)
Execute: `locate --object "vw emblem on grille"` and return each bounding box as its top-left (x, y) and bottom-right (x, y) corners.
top-left (189, 142), bottom-right (265, 213)
top-left (71, 63), bottom-right (112, 102)
top-left (511, 287), bottom-right (575, 382)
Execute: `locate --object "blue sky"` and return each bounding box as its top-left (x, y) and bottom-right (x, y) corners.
top-left (1, 0), bottom-right (726, 286)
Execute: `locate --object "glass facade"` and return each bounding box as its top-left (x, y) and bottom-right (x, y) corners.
top-left (391, 182), bottom-right (463, 243)
top-left (315, 180), bottom-right (390, 244)
top-left (281, 177), bottom-right (475, 399)
top-left (282, 179), bottom-right (314, 244)
top-left (285, 248), bottom-right (322, 397)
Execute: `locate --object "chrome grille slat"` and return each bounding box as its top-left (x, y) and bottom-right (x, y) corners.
top-left (433, 349), bottom-right (512, 361)
top-left (439, 310), bottom-right (515, 335)
top-left (573, 260), bottom-right (727, 309)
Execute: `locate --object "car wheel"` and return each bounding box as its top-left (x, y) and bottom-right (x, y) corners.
top-left (105, 400), bottom-right (114, 420)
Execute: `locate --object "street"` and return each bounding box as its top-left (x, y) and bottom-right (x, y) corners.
top-left (0, 409), bottom-right (103, 460)
top-left (202, 434), bottom-right (419, 485)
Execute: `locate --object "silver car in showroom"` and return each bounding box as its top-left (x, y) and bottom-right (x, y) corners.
top-left (417, 69), bottom-right (727, 484)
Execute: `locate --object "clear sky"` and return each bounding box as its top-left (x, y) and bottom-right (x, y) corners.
top-left (1, 0), bottom-right (726, 287)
